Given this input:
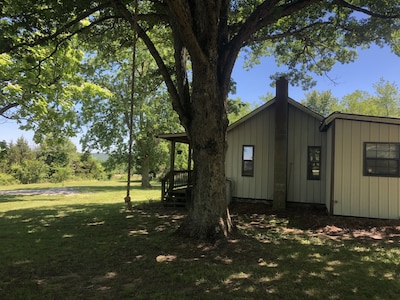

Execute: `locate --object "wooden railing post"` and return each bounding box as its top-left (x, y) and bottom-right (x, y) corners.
top-left (161, 179), bottom-right (166, 202)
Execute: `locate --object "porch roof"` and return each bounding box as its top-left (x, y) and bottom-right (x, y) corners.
top-left (157, 132), bottom-right (189, 144)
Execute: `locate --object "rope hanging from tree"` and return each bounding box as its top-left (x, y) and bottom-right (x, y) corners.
top-left (125, 0), bottom-right (139, 211)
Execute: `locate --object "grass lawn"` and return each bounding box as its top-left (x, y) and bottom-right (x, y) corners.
top-left (1, 180), bottom-right (400, 299)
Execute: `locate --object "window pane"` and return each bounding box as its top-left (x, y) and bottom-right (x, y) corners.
top-left (366, 143), bottom-right (400, 159)
top-left (376, 159), bottom-right (398, 175)
top-left (365, 143), bottom-right (378, 158)
top-left (309, 148), bottom-right (320, 161)
top-left (242, 145), bottom-right (254, 177)
top-left (243, 146), bottom-right (253, 160)
top-left (308, 146), bottom-right (321, 180)
top-left (390, 144), bottom-right (400, 158)
top-left (243, 161), bottom-right (253, 172)
top-left (377, 144), bottom-right (391, 158)
top-left (311, 162), bottom-right (320, 177)
top-left (364, 143), bottom-right (400, 177)
top-left (366, 159), bottom-right (399, 176)
top-left (365, 159), bottom-right (374, 174)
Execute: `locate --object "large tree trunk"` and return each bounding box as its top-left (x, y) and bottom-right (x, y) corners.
top-left (141, 155), bottom-right (151, 188)
top-left (177, 64), bottom-right (233, 241)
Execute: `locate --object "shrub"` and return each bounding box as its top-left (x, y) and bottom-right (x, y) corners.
top-left (0, 173), bottom-right (18, 185)
top-left (50, 167), bottom-right (73, 183)
top-left (11, 160), bottom-right (49, 184)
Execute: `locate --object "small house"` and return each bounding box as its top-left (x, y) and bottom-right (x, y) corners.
top-left (159, 78), bottom-right (400, 220)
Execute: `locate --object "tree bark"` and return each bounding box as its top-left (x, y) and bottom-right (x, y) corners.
top-left (141, 155), bottom-right (151, 188)
top-left (177, 62), bottom-right (233, 241)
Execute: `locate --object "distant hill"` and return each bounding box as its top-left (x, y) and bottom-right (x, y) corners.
top-left (91, 153), bottom-right (109, 162)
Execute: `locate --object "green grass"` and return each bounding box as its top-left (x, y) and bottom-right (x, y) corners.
top-left (1, 180), bottom-right (400, 299)
top-left (0, 179), bottom-right (159, 212)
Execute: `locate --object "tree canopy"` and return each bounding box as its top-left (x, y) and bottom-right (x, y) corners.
top-left (1, 0), bottom-right (399, 240)
top-left (0, 137), bottom-right (105, 184)
top-left (302, 78), bottom-right (400, 117)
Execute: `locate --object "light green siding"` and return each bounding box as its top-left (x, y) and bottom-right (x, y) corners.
top-left (287, 105), bottom-right (326, 204)
top-left (226, 105), bottom-right (275, 200)
top-left (226, 102), bottom-right (325, 204)
top-left (331, 119), bottom-right (400, 219)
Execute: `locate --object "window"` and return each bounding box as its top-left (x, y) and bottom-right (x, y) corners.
top-left (242, 145), bottom-right (254, 176)
top-left (364, 142), bottom-right (400, 177)
top-left (307, 146), bottom-right (321, 180)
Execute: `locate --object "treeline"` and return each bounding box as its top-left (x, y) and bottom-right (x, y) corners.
top-left (0, 137), bottom-right (106, 185)
top-left (301, 78), bottom-right (400, 117)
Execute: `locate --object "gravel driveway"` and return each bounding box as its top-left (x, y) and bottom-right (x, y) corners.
top-left (0, 187), bottom-right (79, 196)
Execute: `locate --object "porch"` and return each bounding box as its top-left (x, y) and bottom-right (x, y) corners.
top-left (161, 170), bottom-right (193, 206)
top-left (158, 133), bottom-right (192, 206)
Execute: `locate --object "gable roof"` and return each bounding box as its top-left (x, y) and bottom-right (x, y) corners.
top-left (227, 97), bottom-right (324, 132)
top-left (157, 97), bottom-right (324, 142)
top-left (320, 112), bottom-right (400, 132)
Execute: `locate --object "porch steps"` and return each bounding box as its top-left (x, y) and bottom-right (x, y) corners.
top-left (163, 188), bottom-right (190, 207)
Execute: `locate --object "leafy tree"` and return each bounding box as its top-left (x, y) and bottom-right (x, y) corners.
top-left (7, 137), bottom-right (35, 168)
top-left (0, 140), bottom-right (13, 185)
top-left (0, 140), bottom-right (8, 172)
top-left (11, 159), bottom-right (48, 184)
top-left (79, 37), bottom-right (182, 187)
top-left (301, 90), bottom-right (340, 116)
top-left (259, 92), bottom-right (275, 103)
top-left (373, 78), bottom-right (400, 117)
top-left (75, 152), bottom-right (106, 180)
top-left (0, 173), bottom-right (17, 185)
top-left (3, 138), bottom-right (49, 183)
top-left (38, 138), bottom-right (78, 179)
top-left (1, 1), bottom-right (399, 240)
top-left (0, 35), bottom-right (111, 143)
top-left (227, 97), bottom-right (252, 123)
top-left (0, 140), bottom-right (6, 159)
top-left (339, 90), bottom-right (377, 115)
top-left (338, 79), bottom-right (400, 117)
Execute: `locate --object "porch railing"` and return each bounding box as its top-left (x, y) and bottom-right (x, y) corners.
top-left (161, 170), bottom-right (193, 201)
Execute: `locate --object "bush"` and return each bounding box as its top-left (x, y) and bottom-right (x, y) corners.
top-left (0, 173), bottom-right (18, 185)
top-left (50, 167), bottom-right (73, 183)
top-left (11, 160), bottom-right (49, 184)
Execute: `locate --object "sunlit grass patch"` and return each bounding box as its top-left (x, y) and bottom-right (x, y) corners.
top-left (0, 179), bottom-right (160, 213)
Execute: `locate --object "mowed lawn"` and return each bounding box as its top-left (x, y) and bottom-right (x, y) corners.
top-left (1, 180), bottom-right (400, 299)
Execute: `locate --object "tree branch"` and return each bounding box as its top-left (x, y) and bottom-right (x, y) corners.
top-left (246, 21), bottom-right (334, 44)
top-left (170, 26), bottom-right (192, 130)
top-left (0, 102), bottom-right (19, 116)
top-left (165, 1), bottom-right (207, 65)
top-left (334, 0), bottom-right (400, 18)
top-left (2, 1), bottom-right (113, 54)
top-left (219, 0), bottom-right (317, 95)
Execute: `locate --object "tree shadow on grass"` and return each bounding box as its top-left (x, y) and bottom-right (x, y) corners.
top-left (1, 201), bottom-right (399, 299)
top-left (0, 194), bottom-right (28, 203)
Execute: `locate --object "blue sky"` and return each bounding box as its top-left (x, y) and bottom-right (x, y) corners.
top-left (1, 44), bottom-right (399, 147)
top-left (231, 44), bottom-right (400, 106)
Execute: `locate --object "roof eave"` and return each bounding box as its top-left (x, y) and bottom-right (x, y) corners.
top-left (320, 112), bottom-right (400, 132)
